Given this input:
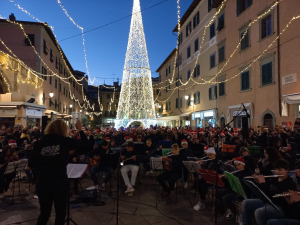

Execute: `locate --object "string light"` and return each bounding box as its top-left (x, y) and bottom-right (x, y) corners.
top-left (115, 0), bottom-right (156, 129)
top-left (155, 14), bottom-right (300, 102)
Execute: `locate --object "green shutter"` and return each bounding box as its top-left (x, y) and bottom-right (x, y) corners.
top-left (237, 0), bottom-right (241, 16)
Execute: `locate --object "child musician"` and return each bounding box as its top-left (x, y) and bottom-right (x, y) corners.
top-left (157, 143), bottom-right (182, 200)
top-left (180, 139), bottom-right (194, 188)
top-left (193, 147), bottom-right (223, 211)
top-left (242, 159), bottom-right (298, 225)
top-left (217, 157), bottom-right (252, 219)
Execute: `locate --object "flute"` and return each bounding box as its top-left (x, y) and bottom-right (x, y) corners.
top-left (273, 192), bottom-right (300, 198)
top-left (244, 175), bottom-right (284, 179)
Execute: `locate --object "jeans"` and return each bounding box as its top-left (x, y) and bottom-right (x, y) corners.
top-left (120, 165), bottom-right (139, 187)
top-left (267, 219), bottom-right (300, 225)
top-left (242, 199), bottom-right (285, 225)
top-left (36, 179), bottom-right (68, 225)
top-left (157, 170), bottom-right (181, 193)
top-left (0, 172), bottom-right (15, 194)
top-left (217, 189), bottom-right (239, 214)
top-left (89, 164), bottom-right (113, 185)
top-left (195, 178), bottom-right (208, 200)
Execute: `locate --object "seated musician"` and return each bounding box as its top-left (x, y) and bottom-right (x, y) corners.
top-left (258, 147), bottom-right (282, 175)
top-left (239, 147), bottom-right (256, 174)
top-left (242, 159), bottom-right (298, 225)
top-left (193, 147), bottom-right (223, 211)
top-left (217, 157), bottom-right (252, 219)
top-left (180, 139), bottom-right (194, 188)
top-left (157, 143), bottom-right (182, 200)
top-left (0, 146), bottom-right (18, 198)
top-left (120, 141), bottom-right (139, 196)
top-left (191, 137), bottom-right (204, 158)
top-left (87, 140), bottom-right (113, 191)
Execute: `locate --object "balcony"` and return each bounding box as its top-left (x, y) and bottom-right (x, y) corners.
top-left (43, 46), bottom-right (49, 55)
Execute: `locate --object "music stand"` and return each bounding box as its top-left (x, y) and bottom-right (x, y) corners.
top-left (225, 172), bottom-right (247, 200)
top-left (4, 159), bottom-right (28, 204)
top-left (198, 169), bottom-right (225, 187)
top-left (66, 164), bottom-right (89, 225)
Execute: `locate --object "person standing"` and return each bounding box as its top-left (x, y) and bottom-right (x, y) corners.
top-left (28, 120), bottom-right (87, 225)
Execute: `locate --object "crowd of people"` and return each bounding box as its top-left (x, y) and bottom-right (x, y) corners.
top-left (0, 121), bottom-right (300, 225)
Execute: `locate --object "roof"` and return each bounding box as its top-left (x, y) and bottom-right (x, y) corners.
top-left (155, 48), bottom-right (176, 73)
top-left (173, 0), bottom-right (201, 32)
top-left (0, 19), bottom-right (75, 74)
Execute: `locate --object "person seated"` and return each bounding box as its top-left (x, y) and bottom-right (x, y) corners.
top-left (143, 139), bottom-right (155, 175)
top-left (87, 140), bottom-right (113, 191)
top-left (193, 147), bottom-right (223, 211)
top-left (217, 157), bottom-right (252, 219)
top-left (191, 138), bottom-right (204, 158)
top-left (258, 147), bottom-right (282, 175)
top-left (157, 143), bottom-right (183, 200)
top-left (180, 139), bottom-right (194, 188)
top-left (120, 141), bottom-right (140, 196)
top-left (0, 146), bottom-right (18, 198)
top-left (239, 147), bottom-right (256, 174)
top-left (242, 159), bottom-right (298, 225)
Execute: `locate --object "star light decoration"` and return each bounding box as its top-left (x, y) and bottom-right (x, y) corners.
top-left (115, 0), bottom-right (156, 129)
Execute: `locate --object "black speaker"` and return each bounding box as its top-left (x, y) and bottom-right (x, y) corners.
top-left (41, 116), bottom-right (48, 134)
top-left (242, 117), bottom-right (249, 139)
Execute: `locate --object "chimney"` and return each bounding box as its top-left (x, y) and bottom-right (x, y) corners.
top-left (9, 13), bottom-right (16, 21)
top-left (114, 81), bottom-right (119, 87)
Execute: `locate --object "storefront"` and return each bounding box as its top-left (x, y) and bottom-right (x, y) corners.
top-left (227, 103), bottom-right (252, 128)
top-left (192, 109), bottom-right (216, 128)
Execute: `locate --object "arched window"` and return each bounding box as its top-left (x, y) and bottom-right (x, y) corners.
top-left (263, 113), bottom-right (273, 129)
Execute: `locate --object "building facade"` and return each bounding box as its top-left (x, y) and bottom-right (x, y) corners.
top-left (0, 14), bottom-right (89, 127)
top-left (156, 0), bottom-right (219, 128)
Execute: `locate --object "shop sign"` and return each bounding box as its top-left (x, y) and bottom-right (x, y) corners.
top-left (233, 110), bottom-right (250, 117)
top-left (26, 109), bottom-right (42, 117)
top-left (0, 108), bottom-right (18, 115)
top-left (282, 73), bottom-right (297, 85)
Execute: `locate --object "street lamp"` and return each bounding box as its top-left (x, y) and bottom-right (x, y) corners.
top-left (185, 95), bottom-right (189, 100)
top-left (80, 110), bottom-right (82, 112)
top-left (70, 104), bottom-right (73, 108)
top-left (49, 92), bottom-right (54, 98)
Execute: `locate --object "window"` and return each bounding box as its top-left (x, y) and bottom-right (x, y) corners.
top-left (210, 53), bottom-right (216, 69)
top-left (55, 57), bottom-right (58, 68)
top-left (55, 79), bottom-right (57, 89)
top-left (178, 54), bottom-right (182, 66)
top-left (49, 76), bottom-right (52, 84)
top-left (187, 70), bottom-right (191, 80)
top-left (219, 79), bottom-right (225, 96)
top-left (194, 39), bottom-right (199, 52)
top-left (41, 66), bottom-right (47, 80)
top-left (168, 101), bottom-right (171, 110)
top-left (209, 85), bottom-right (217, 100)
top-left (43, 93), bottom-right (45, 105)
top-left (210, 22), bottom-right (215, 39)
top-left (186, 93), bottom-right (191, 106)
top-left (64, 87), bottom-right (65, 95)
top-left (59, 83), bottom-right (61, 92)
top-left (240, 27), bottom-right (250, 50)
top-left (165, 86), bottom-right (168, 93)
top-left (187, 46), bottom-right (191, 59)
top-left (194, 64), bottom-right (200, 77)
top-left (59, 60), bottom-right (62, 73)
top-left (179, 97), bottom-right (182, 108)
top-left (186, 21), bottom-right (192, 37)
top-left (43, 39), bottom-right (47, 53)
top-left (166, 102), bottom-right (168, 111)
top-left (241, 71), bottom-right (250, 91)
top-left (166, 68), bottom-right (168, 76)
top-left (219, 45), bottom-right (225, 63)
top-left (169, 65), bottom-right (171, 74)
top-left (176, 98), bottom-right (179, 108)
top-left (237, 0), bottom-right (252, 16)
top-left (261, 15), bottom-right (272, 39)
top-left (208, 0), bottom-right (213, 12)
top-left (55, 99), bottom-right (57, 109)
top-left (261, 62), bottom-right (273, 86)
top-left (194, 91), bottom-right (200, 104)
top-left (50, 49), bottom-right (54, 62)
top-left (116, 94), bottom-right (119, 99)
top-left (107, 94), bottom-right (110, 99)
top-left (25, 34), bottom-right (35, 46)
top-left (193, 11), bottom-right (200, 29)
top-left (179, 33), bottom-right (183, 45)
top-left (218, 14), bottom-right (225, 31)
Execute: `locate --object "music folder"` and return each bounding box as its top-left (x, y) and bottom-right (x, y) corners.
top-left (183, 161), bottom-right (197, 173)
top-left (5, 159), bottom-right (28, 175)
top-left (67, 164), bottom-right (88, 179)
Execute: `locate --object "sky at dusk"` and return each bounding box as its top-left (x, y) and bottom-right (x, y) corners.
top-left (1, 0), bottom-right (193, 85)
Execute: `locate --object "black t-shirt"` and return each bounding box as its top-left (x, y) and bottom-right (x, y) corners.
top-left (168, 155), bottom-right (183, 174)
top-left (121, 149), bottom-right (140, 166)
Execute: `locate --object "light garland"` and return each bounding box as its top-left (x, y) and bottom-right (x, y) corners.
top-left (155, 14), bottom-right (300, 102)
top-left (115, 0), bottom-right (156, 129)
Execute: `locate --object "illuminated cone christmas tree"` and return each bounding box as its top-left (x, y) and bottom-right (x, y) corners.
top-left (115, 0), bottom-right (156, 129)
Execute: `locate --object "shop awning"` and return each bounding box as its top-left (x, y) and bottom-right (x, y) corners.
top-left (282, 93), bottom-right (300, 104)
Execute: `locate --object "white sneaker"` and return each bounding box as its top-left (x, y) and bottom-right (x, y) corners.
top-left (127, 192), bottom-right (133, 197)
top-left (86, 185), bottom-right (98, 190)
top-left (149, 170), bottom-right (154, 174)
top-left (125, 187), bottom-right (135, 194)
top-left (193, 201), bottom-right (205, 211)
top-left (226, 209), bottom-right (234, 219)
top-left (184, 182), bottom-right (188, 189)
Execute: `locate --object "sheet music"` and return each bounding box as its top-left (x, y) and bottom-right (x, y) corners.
top-left (4, 159), bottom-right (28, 175)
top-left (183, 161), bottom-right (195, 173)
top-left (150, 157), bottom-right (163, 170)
top-left (187, 157), bottom-right (201, 162)
top-left (191, 162), bottom-right (201, 173)
top-left (67, 164), bottom-right (88, 179)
